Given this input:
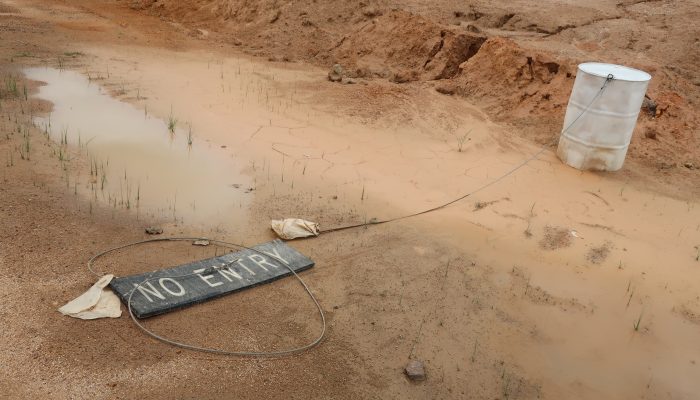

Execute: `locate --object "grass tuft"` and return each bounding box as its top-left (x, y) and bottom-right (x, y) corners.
top-left (168, 106), bottom-right (177, 133)
top-left (633, 312), bottom-right (643, 331)
top-left (457, 129), bottom-right (472, 152)
top-left (4, 75), bottom-right (18, 97)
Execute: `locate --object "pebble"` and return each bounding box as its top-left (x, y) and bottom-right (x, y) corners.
top-left (145, 226), bottom-right (163, 235)
top-left (328, 64), bottom-right (343, 82)
top-left (642, 97), bottom-right (657, 117)
top-left (362, 7), bottom-right (382, 18)
top-left (404, 360), bottom-right (426, 381)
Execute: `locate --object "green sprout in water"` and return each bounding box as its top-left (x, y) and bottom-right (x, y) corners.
top-left (634, 312), bottom-right (643, 332)
top-left (168, 106), bottom-right (177, 133)
top-left (457, 129), bottom-right (472, 152)
top-left (19, 132), bottom-right (30, 160)
top-left (168, 116), bottom-right (177, 133)
top-left (5, 75), bottom-right (18, 97)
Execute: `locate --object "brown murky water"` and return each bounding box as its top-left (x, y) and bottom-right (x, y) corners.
top-left (26, 67), bottom-right (251, 228)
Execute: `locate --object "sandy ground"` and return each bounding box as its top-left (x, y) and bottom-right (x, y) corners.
top-left (1, 1), bottom-right (699, 399)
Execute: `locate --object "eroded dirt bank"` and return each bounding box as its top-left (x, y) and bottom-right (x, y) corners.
top-left (1, 1), bottom-right (699, 399)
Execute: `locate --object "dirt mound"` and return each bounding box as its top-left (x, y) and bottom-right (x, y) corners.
top-left (445, 3), bottom-right (612, 36)
top-left (133, 3), bottom-right (487, 82)
top-left (130, 0), bottom-right (699, 174)
top-left (436, 37), bottom-right (574, 142)
top-left (330, 11), bottom-right (485, 82)
top-left (130, 0), bottom-right (381, 60)
top-left (438, 36), bottom-right (698, 169)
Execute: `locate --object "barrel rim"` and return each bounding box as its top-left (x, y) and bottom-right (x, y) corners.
top-left (578, 62), bottom-right (651, 82)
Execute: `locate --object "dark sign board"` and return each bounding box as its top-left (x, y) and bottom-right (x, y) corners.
top-left (109, 239), bottom-right (314, 318)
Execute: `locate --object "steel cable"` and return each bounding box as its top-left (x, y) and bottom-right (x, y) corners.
top-left (88, 237), bottom-right (325, 357)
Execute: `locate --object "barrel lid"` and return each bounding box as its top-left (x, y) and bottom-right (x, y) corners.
top-left (578, 62), bottom-right (651, 82)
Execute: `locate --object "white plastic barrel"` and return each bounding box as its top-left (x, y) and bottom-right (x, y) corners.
top-left (557, 62), bottom-right (651, 171)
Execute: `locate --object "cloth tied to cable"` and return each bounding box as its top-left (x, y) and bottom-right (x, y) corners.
top-left (271, 218), bottom-right (320, 240)
top-left (58, 274), bottom-right (122, 319)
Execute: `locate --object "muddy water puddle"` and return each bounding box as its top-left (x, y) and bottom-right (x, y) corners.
top-left (25, 67), bottom-right (251, 228)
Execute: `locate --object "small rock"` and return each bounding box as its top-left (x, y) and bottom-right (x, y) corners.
top-left (328, 64), bottom-right (343, 82)
top-left (193, 239), bottom-right (210, 246)
top-left (684, 162), bottom-right (695, 170)
top-left (362, 6), bottom-right (382, 18)
top-left (268, 55), bottom-right (291, 63)
top-left (269, 9), bottom-right (281, 23)
top-left (145, 226), bottom-right (163, 235)
top-left (436, 85), bottom-right (455, 95)
top-left (641, 97), bottom-right (657, 117)
top-left (391, 70), bottom-right (415, 84)
top-left (342, 77), bottom-right (357, 84)
top-left (459, 21), bottom-right (481, 33)
top-left (644, 127), bottom-right (657, 140)
top-left (466, 24), bottom-right (481, 33)
top-left (404, 360), bottom-right (426, 381)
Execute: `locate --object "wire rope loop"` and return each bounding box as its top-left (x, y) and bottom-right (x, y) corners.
top-left (89, 237), bottom-right (326, 357)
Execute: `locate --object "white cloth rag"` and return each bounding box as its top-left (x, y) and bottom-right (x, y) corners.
top-left (271, 218), bottom-right (320, 240)
top-left (58, 274), bottom-right (122, 319)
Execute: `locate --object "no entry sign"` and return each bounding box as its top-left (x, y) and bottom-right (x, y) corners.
top-left (109, 240), bottom-right (314, 318)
